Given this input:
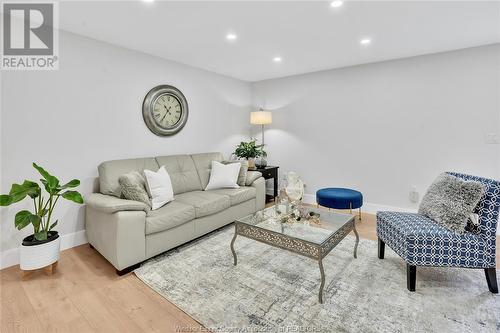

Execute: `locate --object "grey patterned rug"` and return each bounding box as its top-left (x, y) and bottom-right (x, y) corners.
top-left (135, 226), bottom-right (499, 333)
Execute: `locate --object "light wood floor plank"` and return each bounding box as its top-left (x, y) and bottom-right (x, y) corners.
top-left (0, 267), bottom-right (41, 332)
top-left (71, 288), bottom-right (143, 333)
top-left (35, 298), bottom-right (95, 333)
top-left (102, 278), bottom-right (189, 333)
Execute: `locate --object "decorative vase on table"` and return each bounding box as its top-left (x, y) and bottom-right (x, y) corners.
top-left (285, 171), bottom-right (305, 203)
top-left (255, 156), bottom-right (267, 168)
top-left (247, 158), bottom-right (256, 170)
top-left (275, 175), bottom-right (290, 215)
top-left (0, 163), bottom-right (83, 275)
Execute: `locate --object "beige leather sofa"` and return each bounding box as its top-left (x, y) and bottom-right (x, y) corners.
top-left (85, 152), bottom-right (265, 274)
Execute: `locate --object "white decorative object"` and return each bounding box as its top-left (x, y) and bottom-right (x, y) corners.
top-left (285, 171), bottom-right (304, 202)
top-left (20, 236), bottom-right (60, 270)
top-left (205, 161), bottom-right (241, 190)
top-left (144, 166), bottom-right (174, 210)
top-left (470, 213), bottom-right (480, 226)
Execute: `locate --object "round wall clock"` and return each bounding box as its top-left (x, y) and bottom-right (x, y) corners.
top-left (142, 85), bottom-right (189, 136)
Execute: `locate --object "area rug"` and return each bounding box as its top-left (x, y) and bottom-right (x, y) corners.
top-left (135, 226), bottom-right (499, 333)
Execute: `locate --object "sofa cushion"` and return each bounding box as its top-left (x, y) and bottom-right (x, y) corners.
top-left (118, 171), bottom-right (151, 209)
top-left (205, 161), bottom-right (241, 190)
top-left (208, 187), bottom-right (256, 206)
top-left (155, 155), bottom-right (203, 194)
top-left (191, 152), bottom-right (224, 189)
top-left (146, 201), bottom-right (195, 235)
top-left (418, 173), bottom-right (485, 233)
top-left (175, 191), bottom-right (230, 218)
top-left (144, 166), bottom-right (174, 210)
top-left (98, 157), bottom-right (159, 198)
top-left (222, 160), bottom-right (248, 186)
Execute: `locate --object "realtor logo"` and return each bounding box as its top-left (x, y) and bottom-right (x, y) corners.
top-left (2, 1), bottom-right (59, 70)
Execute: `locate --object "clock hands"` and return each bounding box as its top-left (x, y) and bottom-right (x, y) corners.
top-left (157, 101), bottom-right (180, 127)
top-left (162, 104), bottom-right (172, 115)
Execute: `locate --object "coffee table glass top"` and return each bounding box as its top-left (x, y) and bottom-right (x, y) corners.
top-left (236, 205), bottom-right (355, 245)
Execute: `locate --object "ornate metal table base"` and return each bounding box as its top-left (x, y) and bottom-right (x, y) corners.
top-left (230, 219), bottom-right (359, 304)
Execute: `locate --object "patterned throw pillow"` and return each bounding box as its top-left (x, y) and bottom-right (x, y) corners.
top-left (222, 160), bottom-right (248, 186)
top-left (118, 171), bottom-right (151, 209)
top-left (418, 173), bottom-right (485, 233)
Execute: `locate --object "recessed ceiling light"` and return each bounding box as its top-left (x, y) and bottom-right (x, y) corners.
top-left (360, 38), bottom-right (372, 45)
top-left (142, 0), bottom-right (154, 3)
top-left (273, 56), bottom-right (282, 63)
top-left (330, 1), bottom-right (343, 8)
top-left (226, 33), bottom-right (237, 41)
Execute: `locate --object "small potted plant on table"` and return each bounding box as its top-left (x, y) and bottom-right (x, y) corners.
top-left (0, 163), bottom-right (83, 275)
top-left (234, 139), bottom-right (267, 170)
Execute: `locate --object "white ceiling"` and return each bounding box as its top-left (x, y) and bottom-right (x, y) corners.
top-left (59, 1), bottom-right (500, 82)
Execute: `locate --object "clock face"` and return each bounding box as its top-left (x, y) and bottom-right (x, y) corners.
top-left (153, 94), bottom-right (182, 128)
top-left (142, 85), bottom-right (189, 136)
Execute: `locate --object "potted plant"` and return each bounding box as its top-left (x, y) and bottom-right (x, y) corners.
top-left (234, 139), bottom-right (267, 169)
top-left (0, 163), bottom-right (83, 271)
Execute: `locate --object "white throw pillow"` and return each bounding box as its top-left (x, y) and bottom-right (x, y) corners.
top-left (144, 166), bottom-right (174, 210)
top-left (205, 161), bottom-right (241, 190)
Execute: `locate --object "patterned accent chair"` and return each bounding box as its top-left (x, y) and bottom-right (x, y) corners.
top-left (377, 172), bottom-right (500, 293)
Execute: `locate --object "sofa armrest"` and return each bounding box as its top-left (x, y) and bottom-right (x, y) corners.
top-left (245, 171), bottom-right (263, 186)
top-left (249, 176), bottom-right (266, 211)
top-left (85, 193), bottom-right (149, 214)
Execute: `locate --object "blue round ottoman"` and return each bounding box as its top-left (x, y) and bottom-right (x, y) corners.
top-left (316, 188), bottom-right (363, 219)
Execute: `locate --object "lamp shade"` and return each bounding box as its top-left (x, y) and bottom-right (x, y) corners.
top-left (250, 110), bottom-right (272, 125)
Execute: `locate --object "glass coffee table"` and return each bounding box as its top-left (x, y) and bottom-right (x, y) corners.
top-left (231, 205), bottom-right (359, 304)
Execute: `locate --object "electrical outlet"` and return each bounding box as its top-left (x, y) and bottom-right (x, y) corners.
top-left (485, 133), bottom-right (499, 144)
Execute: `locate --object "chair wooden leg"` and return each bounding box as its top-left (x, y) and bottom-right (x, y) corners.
top-left (378, 238), bottom-right (385, 259)
top-left (485, 268), bottom-right (498, 293)
top-left (407, 264), bottom-right (416, 292)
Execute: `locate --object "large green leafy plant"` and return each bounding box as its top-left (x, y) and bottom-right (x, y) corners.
top-left (234, 139), bottom-right (267, 159)
top-left (0, 163), bottom-right (83, 241)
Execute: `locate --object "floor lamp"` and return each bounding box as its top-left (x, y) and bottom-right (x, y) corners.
top-left (250, 108), bottom-right (272, 167)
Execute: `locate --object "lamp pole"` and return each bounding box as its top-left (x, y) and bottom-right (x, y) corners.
top-left (261, 124), bottom-right (265, 147)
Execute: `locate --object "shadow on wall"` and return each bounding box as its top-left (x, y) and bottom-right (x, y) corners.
top-left (207, 81), bottom-right (252, 108)
top-left (253, 81), bottom-right (307, 111)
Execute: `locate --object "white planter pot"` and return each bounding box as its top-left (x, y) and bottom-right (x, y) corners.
top-left (20, 233), bottom-right (60, 270)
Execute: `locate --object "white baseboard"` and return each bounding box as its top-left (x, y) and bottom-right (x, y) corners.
top-left (302, 193), bottom-right (417, 214)
top-left (0, 230), bottom-right (87, 270)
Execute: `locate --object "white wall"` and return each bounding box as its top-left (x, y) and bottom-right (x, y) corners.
top-left (1, 31), bottom-right (252, 264)
top-left (252, 44), bottom-right (500, 211)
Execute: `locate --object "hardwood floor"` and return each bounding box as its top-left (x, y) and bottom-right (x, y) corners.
top-left (1, 239), bottom-right (200, 332)
top-left (1, 212), bottom-right (498, 332)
